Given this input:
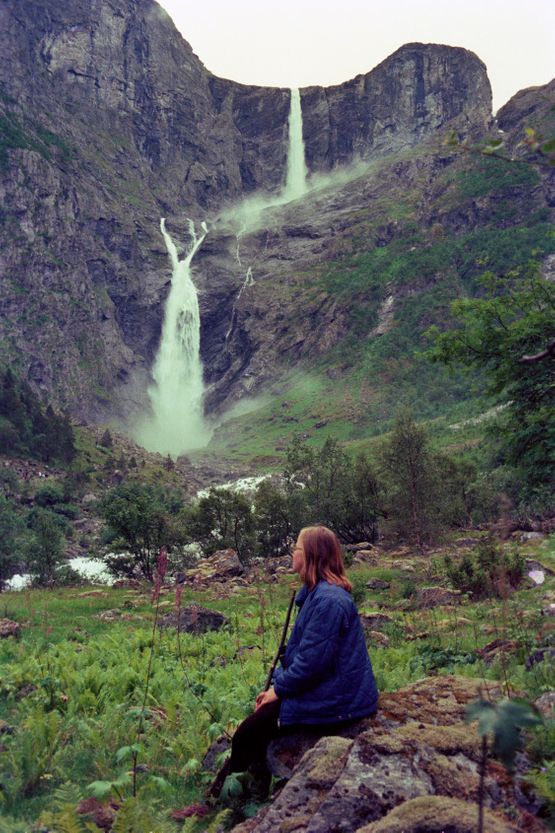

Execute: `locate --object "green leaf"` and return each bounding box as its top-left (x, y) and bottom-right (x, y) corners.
top-left (148, 775), bottom-right (172, 794)
top-left (466, 698), bottom-right (542, 769)
top-left (115, 743), bottom-right (141, 763)
top-left (221, 774), bottom-right (243, 799)
top-left (87, 780), bottom-right (114, 799)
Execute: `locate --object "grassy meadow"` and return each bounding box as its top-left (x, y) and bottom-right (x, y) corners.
top-left (1, 533), bottom-right (554, 831)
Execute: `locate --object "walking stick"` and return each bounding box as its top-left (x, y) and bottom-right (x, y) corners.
top-left (264, 589), bottom-right (297, 691)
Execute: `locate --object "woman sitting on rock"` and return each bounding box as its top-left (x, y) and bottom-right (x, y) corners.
top-left (209, 524), bottom-right (378, 798)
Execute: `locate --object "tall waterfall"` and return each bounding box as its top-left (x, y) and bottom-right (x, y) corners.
top-left (135, 218), bottom-right (212, 455)
top-left (283, 88), bottom-right (308, 201)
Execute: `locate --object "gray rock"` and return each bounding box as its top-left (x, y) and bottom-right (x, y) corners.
top-left (360, 612), bottom-right (394, 631)
top-left (366, 579), bottom-right (390, 591)
top-left (0, 619), bottom-right (20, 638)
top-left (534, 691), bottom-right (555, 719)
top-left (233, 676), bottom-right (527, 832)
top-left (415, 586), bottom-right (463, 608)
top-left (0, 0), bottom-right (499, 421)
top-left (158, 604), bottom-right (228, 634)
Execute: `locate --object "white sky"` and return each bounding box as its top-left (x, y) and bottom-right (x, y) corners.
top-left (158, 0), bottom-right (554, 113)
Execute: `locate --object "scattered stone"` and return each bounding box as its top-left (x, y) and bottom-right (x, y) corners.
top-left (436, 616), bottom-right (472, 630)
top-left (400, 564), bottom-right (416, 572)
top-left (95, 609), bottom-right (122, 621)
top-left (158, 604), bottom-right (228, 635)
top-left (184, 549), bottom-right (243, 582)
top-left (526, 647), bottom-right (555, 670)
top-left (16, 683), bottom-right (37, 699)
top-left (519, 531), bottom-right (545, 542)
top-left (526, 558), bottom-right (555, 576)
top-left (366, 579), bottom-right (390, 591)
top-left (367, 630), bottom-right (390, 647)
top-left (405, 630), bottom-right (430, 641)
top-left (476, 639), bottom-right (520, 664)
top-left (78, 590), bottom-right (108, 598)
top-left (0, 720), bottom-right (14, 735)
top-left (353, 549), bottom-right (377, 564)
top-left (345, 542), bottom-right (373, 551)
top-left (534, 691), bottom-right (555, 719)
top-left (360, 612), bottom-right (394, 631)
top-left (416, 586), bottom-right (462, 608)
top-left (202, 735), bottom-right (230, 771)
top-left (0, 619), bottom-right (20, 638)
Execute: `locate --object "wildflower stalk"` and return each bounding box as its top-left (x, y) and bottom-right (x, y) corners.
top-left (175, 577), bottom-right (232, 739)
top-left (132, 547), bottom-right (167, 796)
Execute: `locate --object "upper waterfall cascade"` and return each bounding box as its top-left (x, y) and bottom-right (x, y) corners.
top-left (283, 88), bottom-right (308, 201)
top-left (135, 88), bottom-right (310, 454)
top-left (134, 218), bottom-right (212, 455)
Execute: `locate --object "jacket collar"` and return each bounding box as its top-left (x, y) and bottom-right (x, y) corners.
top-left (296, 581), bottom-right (327, 607)
top-left (295, 584), bottom-right (309, 607)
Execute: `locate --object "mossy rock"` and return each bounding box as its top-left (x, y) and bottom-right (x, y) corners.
top-left (356, 795), bottom-right (518, 833)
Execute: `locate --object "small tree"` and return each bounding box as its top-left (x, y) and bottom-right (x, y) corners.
top-left (100, 429), bottom-right (113, 449)
top-left (284, 437), bottom-right (383, 543)
top-left (100, 482), bottom-right (186, 580)
top-left (25, 508), bottom-right (65, 586)
top-left (190, 487), bottom-right (255, 561)
top-left (0, 495), bottom-right (26, 587)
top-left (380, 410), bottom-right (441, 547)
top-left (253, 479), bottom-right (293, 556)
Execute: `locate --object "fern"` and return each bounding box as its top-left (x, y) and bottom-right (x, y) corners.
top-left (0, 817), bottom-right (30, 833)
top-left (40, 805), bottom-right (96, 833)
top-left (206, 808), bottom-right (233, 832)
top-left (52, 781), bottom-right (84, 808)
top-left (111, 797), bottom-right (175, 833)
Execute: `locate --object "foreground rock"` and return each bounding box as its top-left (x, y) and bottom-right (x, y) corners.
top-left (233, 676), bottom-right (543, 833)
top-left (0, 619), bottom-right (20, 638)
top-left (158, 604), bottom-right (228, 635)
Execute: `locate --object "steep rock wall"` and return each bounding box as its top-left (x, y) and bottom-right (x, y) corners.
top-left (0, 0), bottom-right (496, 421)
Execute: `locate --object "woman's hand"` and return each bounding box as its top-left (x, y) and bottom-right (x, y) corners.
top-left (255, 686), bottom-right (279, 711)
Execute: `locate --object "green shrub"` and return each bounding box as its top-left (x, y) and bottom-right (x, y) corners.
top-left (35, 482), bottom-right (65, 507)
top-left (443, 537), bottom-right (525, 599)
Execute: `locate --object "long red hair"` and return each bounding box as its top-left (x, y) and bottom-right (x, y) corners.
top-left (298, 525), bottom-right (352, 592)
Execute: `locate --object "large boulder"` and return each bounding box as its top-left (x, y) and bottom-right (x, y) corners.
top-left (416, 586), bottom-right (463, 608)
top-left (357, 796), bottom-right (518, 833)
top-left (185, 549), bottom-right (244, 583)
top-left (232, 676), bottom-right (543, 833)
top-left (158, 604), bottom-right (228, 635)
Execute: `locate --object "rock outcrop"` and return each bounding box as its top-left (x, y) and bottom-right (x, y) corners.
top-left (158, 603), bottom-right (228, 634)
top-left (232, 676), bottom-right (544, 833)
top-left (0, 0), bottom-right (499, 421)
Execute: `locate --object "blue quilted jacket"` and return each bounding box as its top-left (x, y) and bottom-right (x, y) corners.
top-left (273, 580), bottom-right (378, 725)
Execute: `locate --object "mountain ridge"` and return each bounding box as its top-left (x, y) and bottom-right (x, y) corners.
top-left (0, 0), bottom-right (552, 450)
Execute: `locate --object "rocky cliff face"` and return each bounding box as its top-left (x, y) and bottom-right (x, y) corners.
top-left (1, 0), bottom-right (537, 429)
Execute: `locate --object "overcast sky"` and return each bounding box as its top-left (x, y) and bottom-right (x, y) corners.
top-left (158, 0), bottom-right (554, 113)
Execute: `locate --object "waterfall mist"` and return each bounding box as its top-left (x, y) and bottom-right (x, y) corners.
top-left (132, 89), bottom-right (312, 455)
top-left (134, 218), bottom-right (212, 456)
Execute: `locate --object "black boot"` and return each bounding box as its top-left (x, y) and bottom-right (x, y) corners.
top-left (207, 758), bottom-right (232, 799)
